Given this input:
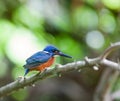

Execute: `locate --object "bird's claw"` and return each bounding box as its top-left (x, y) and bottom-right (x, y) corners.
top-left (17, 76), bottom-right (25, 81)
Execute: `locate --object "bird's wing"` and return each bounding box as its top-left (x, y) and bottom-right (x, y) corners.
top-left (23, 51), bottom-right (51, 69)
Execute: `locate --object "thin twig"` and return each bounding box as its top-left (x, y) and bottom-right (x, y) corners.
top-left (100, 42), bottom-right (120, 59)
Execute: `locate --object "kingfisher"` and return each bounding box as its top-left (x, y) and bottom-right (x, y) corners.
top-left (23, 45), bottom-right (72, 76)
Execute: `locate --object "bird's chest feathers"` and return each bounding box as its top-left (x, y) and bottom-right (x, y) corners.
top-left (43, 57), bottom-right (55, 67)
top-left (35, 57), bottom-right (55, 71)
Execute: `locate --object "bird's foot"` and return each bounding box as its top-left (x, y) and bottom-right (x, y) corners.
top-left (43, 68), bottom-right (47, 72)
top-left (17, 76), bottom-right (25, 81)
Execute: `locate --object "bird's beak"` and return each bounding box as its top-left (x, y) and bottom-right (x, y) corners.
top-left (58, 52), bottom-right (72, 58)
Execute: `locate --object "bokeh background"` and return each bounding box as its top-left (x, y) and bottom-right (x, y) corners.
top-left (0, 0), bottom-right (120, 101)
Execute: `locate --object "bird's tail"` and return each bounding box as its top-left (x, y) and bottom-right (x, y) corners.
top-left (24, 68), bottom-right (29, 76)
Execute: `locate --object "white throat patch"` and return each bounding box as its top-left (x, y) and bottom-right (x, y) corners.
top-left (43, 51), bottom-right (49, 54)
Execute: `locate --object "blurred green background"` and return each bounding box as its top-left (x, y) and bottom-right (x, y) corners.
top-left (0, 0), bottom-right (120, 101)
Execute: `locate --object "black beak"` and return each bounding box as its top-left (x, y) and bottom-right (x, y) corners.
top-left (58, 52), bottom-right (72, 58)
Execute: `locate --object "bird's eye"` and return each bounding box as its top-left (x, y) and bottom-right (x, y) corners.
top-left (53, 50), bottom-right (59, 53)
top-left (53, 50), bottom-right (57, 52)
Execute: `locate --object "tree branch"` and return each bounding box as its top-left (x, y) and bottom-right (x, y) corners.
top-left (0, 42), bottom-right (120, 97)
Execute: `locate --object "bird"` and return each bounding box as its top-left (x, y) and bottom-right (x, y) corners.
top-left (23, 45), bottom-right (72, 76)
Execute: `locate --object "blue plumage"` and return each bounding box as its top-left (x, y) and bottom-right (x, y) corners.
top-left (23, 51), bottom-right (52, 69)
top-left (23, 45), bottom-right (72, 76)
top-left (24, 68), bottom-right (30, 76)
top-left (43, 45), bottom-right (60, 53)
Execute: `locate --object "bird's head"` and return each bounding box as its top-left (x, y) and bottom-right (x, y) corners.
top-left (43, 45), bottom-right (72, 58)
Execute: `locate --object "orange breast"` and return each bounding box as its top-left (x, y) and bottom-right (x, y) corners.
top-left (32, 57), bottom-right (55, 71)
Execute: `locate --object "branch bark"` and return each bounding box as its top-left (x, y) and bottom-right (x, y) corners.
top-left (0, 42), bottom-right (120, 97)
